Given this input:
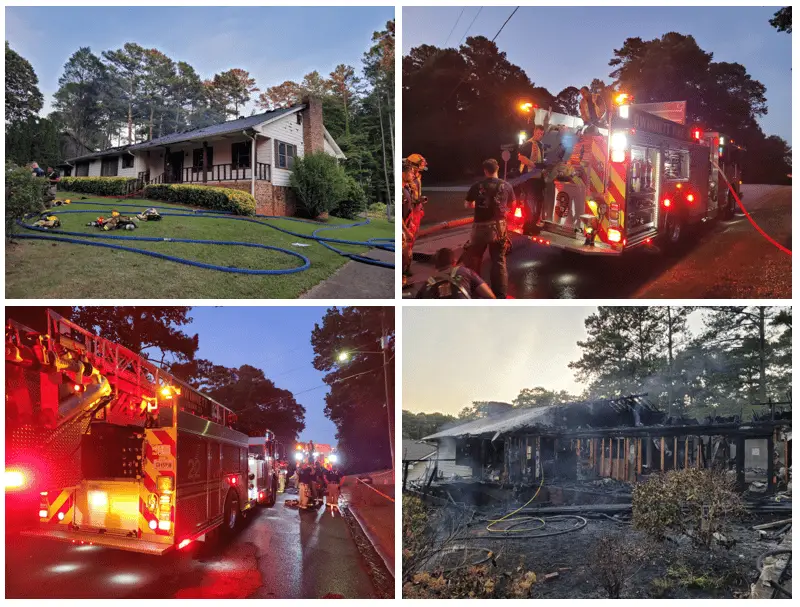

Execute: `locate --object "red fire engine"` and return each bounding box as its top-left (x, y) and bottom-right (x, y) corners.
top-left (5, 310), bottom-right (274, 555)
top-left (509, 98), bottom-right (745, 254)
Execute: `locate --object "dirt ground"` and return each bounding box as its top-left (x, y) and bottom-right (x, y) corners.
top-left (408, 500), bottom-right (789, 599)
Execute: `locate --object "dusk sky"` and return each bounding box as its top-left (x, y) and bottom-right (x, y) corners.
top-left (6, 5), bottom-right (393, 117)
top-left (403, 6), bottom-right (792, 144)
top-left (403, 307), bottom-right (708, 416)
top-left (189, 307), bottom-right (337, 445)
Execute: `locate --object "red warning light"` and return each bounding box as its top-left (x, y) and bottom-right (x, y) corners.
top-left (513, 207), bottom-right (523, 219)
top-left (692, 128), bottom-right (703, 141)
top-left (686, 193), bottom-right (695, 203)
top-left (663, 198), bottom-right (672, 208)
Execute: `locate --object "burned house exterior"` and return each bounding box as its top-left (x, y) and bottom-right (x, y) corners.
top-left (417, 395), bottom-right (791, 493)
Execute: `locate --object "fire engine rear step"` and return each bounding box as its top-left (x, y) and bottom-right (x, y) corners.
top-left (529, 231), bottom-right (621, 255)
top-left (21, 527), bottom-right (173, 555)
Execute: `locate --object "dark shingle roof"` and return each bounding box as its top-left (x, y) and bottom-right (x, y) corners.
top-left (66, 105), bottom-right (304, 162)
top-left (129, 105), bottom-right (303, 151)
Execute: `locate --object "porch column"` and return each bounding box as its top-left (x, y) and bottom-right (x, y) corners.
top-left (164, 147), bottom-right (170, 183)
top-left (735, 436), bottom-right (746, 490)
top-left (203, 141), bottom-right (209, 183)
top-left (251, 133), bottom-right (257, 197)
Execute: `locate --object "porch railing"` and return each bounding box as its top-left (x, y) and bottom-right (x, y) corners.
top-left (179, 163), bottom-right (271, 184)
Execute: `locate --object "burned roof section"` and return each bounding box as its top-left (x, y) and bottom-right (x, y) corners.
top-left (423, 394), bottom-right (661, 440)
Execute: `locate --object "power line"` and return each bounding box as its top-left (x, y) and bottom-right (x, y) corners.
top-left (444, 7), bottom-right (466, 48)
top-left (491, 6), bottom-right (519, 42)
top-left (458, 7), bottom-right (483, 46)
top-left (442, 6), bottom-right (520, 106)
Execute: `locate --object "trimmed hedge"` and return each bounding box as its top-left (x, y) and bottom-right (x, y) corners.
top-left (59, 176), bottom-right (136, 196)
top-left (143, 183), bottom-right (256, 216)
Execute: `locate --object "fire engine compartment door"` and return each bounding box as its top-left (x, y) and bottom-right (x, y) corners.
top-left (547, 181), bottom-right (584, 233)
top-left (175, 430), bottom-right (210, 539)
top-left (73, 479), bottom-right (140, 534)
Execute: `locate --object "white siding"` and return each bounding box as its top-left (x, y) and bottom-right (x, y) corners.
top-left (435, 438), bottom-right (473, 480)
top-left (117, 154), bottom-right (138, 178)
top-left (87, 159), bottom-right (101, 177)
top-left (257, 113), bottom-right (304, 187)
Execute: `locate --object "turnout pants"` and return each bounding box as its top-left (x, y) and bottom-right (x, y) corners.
top-left (299, 482), bottom-right (310, 508)
top-left (463, 219), bottom-right (509, 299)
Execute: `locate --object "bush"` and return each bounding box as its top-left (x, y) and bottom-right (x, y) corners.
top-left (586, 533), bottom-right (649, 598)
top-left (59, 176), bottom-right (136, 196)
top-left (5, 162), bottom-right (46, 236)
top-left (633, 468), bottom-right (744, 547)
top-left (334, 177), bottom-right (368, 219)
top-left (289, 151), bottom-right (349, 218)
top-left (143, 183), bottom-right (256, 216)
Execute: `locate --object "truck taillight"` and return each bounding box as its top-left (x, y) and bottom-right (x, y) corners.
top-left (227, 475), bottom-right (238, 486)
top-left (607, 228), bottom-right (623, 243)
top-left (514, 207), bottom-right (523, 219)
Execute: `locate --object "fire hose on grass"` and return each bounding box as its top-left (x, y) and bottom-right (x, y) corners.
top-left (15, 202), bottom-right (395, 273)
top-left (713, 161), bottom-right (791, 256)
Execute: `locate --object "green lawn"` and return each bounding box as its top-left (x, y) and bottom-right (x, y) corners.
top-left (6, 192), bottom-right (395, 299)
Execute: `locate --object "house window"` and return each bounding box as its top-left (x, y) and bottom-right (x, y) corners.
top-left (121, 154), bottom-right (134, 169)
top-left (231, 141), bottom-right (251, 169)
top-left (276, 141), bottom-right (297, 170)
top-left (100, 157), bottom-right (119, 176)
top-left (76, 163), bottom-right (89, 177)
top-left (192, 147), bottom-right (214, 171)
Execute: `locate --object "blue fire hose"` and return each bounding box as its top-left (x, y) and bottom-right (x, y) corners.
top-left (16, 202), bottom-right (395, 274)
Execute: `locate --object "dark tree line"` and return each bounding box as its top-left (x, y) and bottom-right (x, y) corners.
top-left (311, 306), bottom-right (395, 473)
top-left (403, 28), bottom-right (790, 184)
top-left (403, 307), bottom-right (791, 440)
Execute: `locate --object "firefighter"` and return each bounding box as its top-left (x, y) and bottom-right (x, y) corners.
top-left (462, 159), bottom-right (515, 299)
top-left (298, 462), bottom-right (313, 508)
top-left (403, 154), bottom-right (428, 280)
top-left (313, 461), bottom-right (327, 506)
top-left (417, 247), bottom-right (496, 299)
top-left (517, 124), bottom-right (547, 232)
top-left (579, 86), bottom-right (608, 131)
top-left (325, 467), bottom-right (342, 512)
top-left (45, 167), bottom-right (60, 205)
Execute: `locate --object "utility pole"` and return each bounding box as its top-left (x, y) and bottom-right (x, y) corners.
top-left (381, 310), bottom-right (394, 476)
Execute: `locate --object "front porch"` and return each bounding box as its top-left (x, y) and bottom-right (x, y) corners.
top-left (140, 162), bottom-right (271, 185)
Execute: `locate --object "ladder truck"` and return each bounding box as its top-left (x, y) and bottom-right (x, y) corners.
top-left (5, 310), bottom-right (269, 555)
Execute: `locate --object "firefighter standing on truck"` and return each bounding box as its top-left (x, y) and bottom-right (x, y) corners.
top-left (462, 159), bottom-right (515, 299)
top-left (517, 124), bottom-right (547, 231)
top-left (579, 86), bottom-right (607, 132)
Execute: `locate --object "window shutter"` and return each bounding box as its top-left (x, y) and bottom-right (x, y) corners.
top-left (274, 139), bottom-right (280, 168)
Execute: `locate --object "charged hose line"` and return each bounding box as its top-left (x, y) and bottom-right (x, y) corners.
top-left (17, 202), bottom-right (395, 273)
top-left (485, 469), bottom-right (545, 533)
top-left (713, 161), bottom-right (791, 256)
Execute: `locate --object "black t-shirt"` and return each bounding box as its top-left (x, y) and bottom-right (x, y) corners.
top-left (466, 177), bottom-right (515, 222)
top-left (298, 467), bottom-right (313, 484)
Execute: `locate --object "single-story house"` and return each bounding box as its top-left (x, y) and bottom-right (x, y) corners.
top-left (421, 395), bottom-right (791, 492)
top-left (60, 97), bottom-right (345, 216)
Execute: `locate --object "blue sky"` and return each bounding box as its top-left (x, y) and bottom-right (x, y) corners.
top-left (6, 6), bottom-right (393, 116)
top-left (403, 6), bottom-right (792, 144)
top-left (189, 307), bottom-right (337, 445)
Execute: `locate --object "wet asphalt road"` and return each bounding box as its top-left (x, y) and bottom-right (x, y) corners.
top-left (406, 185), bottom-right (791, 299)
top-left (5, 494), bottom-right (377, 599)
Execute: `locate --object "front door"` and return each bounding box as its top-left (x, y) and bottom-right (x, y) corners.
top-left (169, 152), bottom-right (184, 183)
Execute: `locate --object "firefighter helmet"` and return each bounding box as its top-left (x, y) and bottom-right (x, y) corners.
top-left (406, 153), bottom-right (428, 171)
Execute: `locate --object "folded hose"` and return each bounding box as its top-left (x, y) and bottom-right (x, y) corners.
top-left (15, 202), bottom-right (394, 273)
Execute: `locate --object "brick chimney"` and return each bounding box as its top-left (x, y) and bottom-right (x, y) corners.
top-left (301, 96), bottom-right (324, 155)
